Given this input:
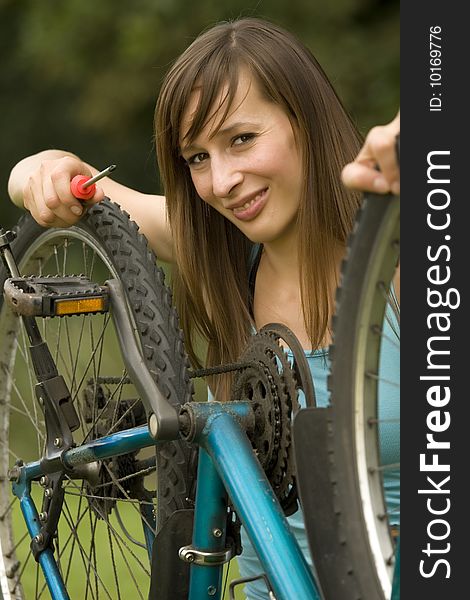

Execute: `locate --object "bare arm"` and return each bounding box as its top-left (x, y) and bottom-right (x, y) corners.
top-left (8, 150), bottom-right (174, 263)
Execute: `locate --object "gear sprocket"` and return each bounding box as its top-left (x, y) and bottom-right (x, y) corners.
top-left (231, 324), bottom-right (315, 514)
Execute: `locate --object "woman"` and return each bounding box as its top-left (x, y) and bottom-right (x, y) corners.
top-left (8, 18), bottom-right (399, 599)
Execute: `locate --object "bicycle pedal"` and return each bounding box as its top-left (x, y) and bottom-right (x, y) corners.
top-left (4, 275), bottom-right (109, 317)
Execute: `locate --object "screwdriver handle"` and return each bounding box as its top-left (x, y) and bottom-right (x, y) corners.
top-left (70, 165), bottom-right (116, 200)
top-left (70, 175), bottom-right (96, 200)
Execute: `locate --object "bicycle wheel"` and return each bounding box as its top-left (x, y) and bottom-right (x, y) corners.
top-left (308, 193), bottom-right (400, 600)
top-left (0, 200), bottom-right (195, 599)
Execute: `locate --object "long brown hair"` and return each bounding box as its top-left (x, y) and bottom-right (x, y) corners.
top-left (155, 18), bottom-right (362, 398)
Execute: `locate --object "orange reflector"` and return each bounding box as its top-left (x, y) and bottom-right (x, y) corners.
top-left (55, 297), bottom-right (106, 316)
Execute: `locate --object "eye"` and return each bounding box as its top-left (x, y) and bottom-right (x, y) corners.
top-left (187, 152), bottom-right (208, 166)
top-left (233, 133), bottom-right (256, 146)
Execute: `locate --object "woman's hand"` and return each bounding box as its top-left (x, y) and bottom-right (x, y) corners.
top-left (8, 151), bottom-right (105, 228)
top-left (342, 111), bottom-right (400, 195)
top-left (9, 149), bottom-right (175, 262)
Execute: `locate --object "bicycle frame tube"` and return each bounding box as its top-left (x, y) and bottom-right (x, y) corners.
top-left (189, 403), bottom-right (321, 600)
top-left (188, 448), bottom-right (229, 599)
top-left (12, 472), bottom-right (70, 600)
top-left (11, 403), bottom-right (321, 600)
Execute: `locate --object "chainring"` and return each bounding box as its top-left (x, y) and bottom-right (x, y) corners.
top-left (231, 325), bottom-right (312, 513)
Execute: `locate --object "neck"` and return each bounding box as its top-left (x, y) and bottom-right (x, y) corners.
top-left (260, 225), bottom-right (300, 282)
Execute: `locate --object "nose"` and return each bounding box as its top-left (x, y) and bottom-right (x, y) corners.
top-left (211, 155), bottom-right (243, 199)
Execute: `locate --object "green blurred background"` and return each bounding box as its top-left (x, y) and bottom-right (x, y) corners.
top-left (1, 2), bottom-right (398, 597)
top-left (1, 0), bottom-right (399, 228)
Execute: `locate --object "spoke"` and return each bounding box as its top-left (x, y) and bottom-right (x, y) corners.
top-left (62, 238), bottom-right (68, 276)
top-left (370, 462), bottom-right (400, 473)
top-left (107, 520), bottom-right (122, 600)
top-left (71, 317), bottom-right (111, 408)
top-left (8, 539), bottom-right (34, 597)
top-left (55, 320), bottom-right (76, 387)
top-left (63, 488), bottom-right (85, 586)
top-left (59, 500), bottom-right (111, 600)
top-left (16, 325), bottom-right (44, 455)
top-left (6, 371), bottom-right (45, 441)
top-left (107, 524), bottom-right (146, 599)
top-left (372, 325), bottom-right (400, 350)
top-left (63, 487), bottom-right (154, 506)
top-left (365, 371), bottom-right (400, 388)
top-left (4, 528), bottom-right (30, 557)
top-left (35, 559), bottom-right (40, 599)
top-left (0, 494), bottom-right (18, 521)
top-left (368, 417), bottom-right (400, 425)
top-left (101, 461), bottom-right (156, 536)
top-left (89, 489), bottom-right (151, 576)
top-left (65, 313), bottom-right (88, 399)
top-left (80, 372), bottom-right (131, 446)
top-left (0, 436), bottom-right (23, 463)
top-left (53, 244), bottom-right (60, 274)
top-left (86, 510), bottom-right (100, 600)
top-left (107, 398), bottom-right (141, 435)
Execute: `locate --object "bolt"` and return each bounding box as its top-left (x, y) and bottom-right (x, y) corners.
top-left (33, 534), bottom-right (44, 545)
top-left (212, 528), bottom-right (223, 538)
top-left (7, 467), bottom-right (20, 482)
top-left (45, 488), bottom-right (53, 498)
top-left (53, 437), bottom-right (62, 448)
top-left (148, 414), bottom-right (159, 439)
top-left (39, 476), bottom-right (49, 487)
top-left (207, 586), bottom-right (217, 596)
top-left (38, 396), bottom-right (44, 405)
top-left (39, 512), bottom-right (48, 522)
top-left (185, 552), bottom-right (195, 563)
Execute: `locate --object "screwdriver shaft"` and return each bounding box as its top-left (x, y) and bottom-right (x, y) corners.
top-left (82, 164), bottom-right (117, 189)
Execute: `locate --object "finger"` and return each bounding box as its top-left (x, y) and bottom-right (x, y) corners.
top-left (49, 157), bottom-right (92, 207)
top-left (26, 194), bottom-right (70, 229)
top-left (42, 177), bottom-right (85, 225)
top-left (24, 175), bottom-right (60, 226)
top-left (369, 140), bottom-right (400, 191)
top-left (86, 185), bottom-right (106, 204)
top-left (362, 122), bottom-right (400, 189)
top-left (341, 162), bottom-right (391, 193)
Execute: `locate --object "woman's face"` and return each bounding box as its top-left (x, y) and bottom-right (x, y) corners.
top-left (179, 69), bottom-right (303, 246)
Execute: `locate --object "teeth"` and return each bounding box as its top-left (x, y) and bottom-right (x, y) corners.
top-left (235, 191), bottom-right (264, 212)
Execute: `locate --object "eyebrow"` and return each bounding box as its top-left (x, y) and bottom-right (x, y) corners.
top-left (180, 121), bottom-right (259, 156)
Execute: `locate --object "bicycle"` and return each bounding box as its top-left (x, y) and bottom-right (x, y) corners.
top-left (0, 191), bottom-right (399, 599)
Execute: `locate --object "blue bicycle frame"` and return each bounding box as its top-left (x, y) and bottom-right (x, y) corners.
top-left (11, 401), bottom-right (321, 600)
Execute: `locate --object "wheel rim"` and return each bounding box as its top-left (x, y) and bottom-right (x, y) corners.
top-left (352, 200), bottom-right (400, 596)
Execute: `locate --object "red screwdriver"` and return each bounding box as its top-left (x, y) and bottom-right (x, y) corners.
top-left (70, 164), bottom-right (117, 200)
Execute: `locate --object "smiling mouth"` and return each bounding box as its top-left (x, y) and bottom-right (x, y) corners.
top-left (232, 188), bottom-right (268, 216)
